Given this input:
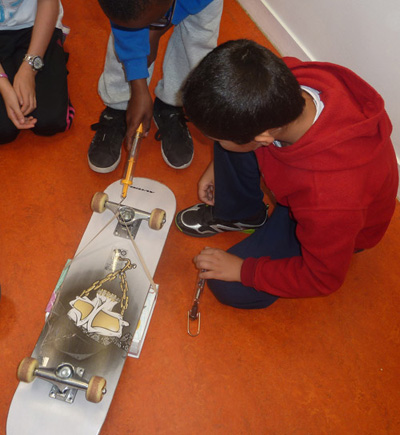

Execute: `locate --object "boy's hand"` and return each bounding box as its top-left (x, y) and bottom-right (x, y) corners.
top-left (194, 247), bottom-right (243, 282)
top-left (1, 82), bottom-right (37, 129)
top-left (126, 79), bottom-right (153, 148)
top-left (198, 161), bottom-right (215, 205)
top-left (13, 63), bottom-right (37, 116)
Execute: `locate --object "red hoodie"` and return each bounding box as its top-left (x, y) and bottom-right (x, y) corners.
top-left (241, 57), bottom-right (398, 298)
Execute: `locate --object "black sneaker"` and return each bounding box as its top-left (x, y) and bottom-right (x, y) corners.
top-left (153, 97), bottom-right (193, 169)
top-left (175, 203), bottom-right (269, 237)
top-left (88, 107), bottom-right (126, 173)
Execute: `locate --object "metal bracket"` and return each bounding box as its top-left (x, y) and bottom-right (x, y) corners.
top-left (114, 218), bottom-right (141, 239)
top-left (104, 201), bottom-right (151, 240)
top-left (35, 363), bottom-right (89, 404)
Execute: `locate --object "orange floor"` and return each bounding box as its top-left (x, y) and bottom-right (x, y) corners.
top-left (1, 0), bottom-right (400, 433)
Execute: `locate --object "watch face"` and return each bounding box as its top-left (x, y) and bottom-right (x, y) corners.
top-left (32, 56), bottom-right (44, 70)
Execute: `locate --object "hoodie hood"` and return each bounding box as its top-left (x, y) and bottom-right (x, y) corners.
top-left (257, 57), bottom-right (393, 172)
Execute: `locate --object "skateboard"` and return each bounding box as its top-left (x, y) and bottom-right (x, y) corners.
top-left (7, 177), bottom-right (176, 435)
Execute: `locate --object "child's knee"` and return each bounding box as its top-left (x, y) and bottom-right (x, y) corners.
top-left (0, 124), bottom-right (19, 144)
top-left (32, 115), bottom-right (68, 137)
top-left (207, 278), bottom-right (278, 309)
top-left (207, 279), bottom-right (237, 306)
top-left (32, 101), bottom-right (74, 137)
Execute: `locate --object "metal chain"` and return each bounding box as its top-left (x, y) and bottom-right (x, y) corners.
top-left (79, 257), bottom-right (134, 315)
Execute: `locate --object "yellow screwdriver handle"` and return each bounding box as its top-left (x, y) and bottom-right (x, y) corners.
top-left (121, 157), bottom-right (134, 198)
top-left (121, 123), bottom-right (143, 199)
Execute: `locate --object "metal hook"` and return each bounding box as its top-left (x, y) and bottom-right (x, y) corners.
top-left (187, 270), bottom-right (205, 337)
top-left (187, 310), bottom-right (201, 337)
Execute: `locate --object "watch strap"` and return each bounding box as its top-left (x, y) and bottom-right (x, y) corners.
top-left (23, 54), bottom-right (44, 71)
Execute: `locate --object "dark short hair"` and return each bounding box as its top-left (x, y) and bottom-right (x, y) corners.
top-left (182, 39), bottom-right (305, 144)
top-left (98, 0), bottom-right (168, 22)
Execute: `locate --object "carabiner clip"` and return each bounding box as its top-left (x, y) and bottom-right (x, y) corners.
top-left (187, 271), bottom-right (205, 337)
top-left (187, 309), bottom-right (201, 337)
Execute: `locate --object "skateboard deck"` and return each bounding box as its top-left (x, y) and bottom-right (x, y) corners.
top-left (7, 177), bottom-right (176, 435)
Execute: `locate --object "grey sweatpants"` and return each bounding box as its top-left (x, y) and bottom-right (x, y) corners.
top-left (98, 0), bottom-right (223, 110)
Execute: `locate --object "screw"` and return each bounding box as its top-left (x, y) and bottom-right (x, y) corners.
top-left (57, 365), bottom-right (73, 379)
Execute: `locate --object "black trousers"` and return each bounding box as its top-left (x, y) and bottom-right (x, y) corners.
top-left (0, 27), bottom-right (72, 144)
top-left (207, 143), bottom-right (301, 309)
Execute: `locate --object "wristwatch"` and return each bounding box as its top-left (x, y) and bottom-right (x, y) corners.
top-left (23, 54), bottom-right (44, 71)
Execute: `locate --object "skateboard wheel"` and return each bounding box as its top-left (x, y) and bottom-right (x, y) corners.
top-left (91, 192), bottom-right (109, 213)
top-left (17, 357), bottom-right (39, 383)
top-left (86, 376), bottom-right (107, 403)
top-left (149, 208), bottom-right (166, 230)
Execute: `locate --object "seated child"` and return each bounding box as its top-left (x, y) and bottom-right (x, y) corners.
top-left (176, 39), bottom-right (398, 309)
top-left (0, 0), bottom-right (73, 145)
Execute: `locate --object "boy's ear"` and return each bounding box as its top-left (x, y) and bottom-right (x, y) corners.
top-left (254, 130), bottom-right (276, 144)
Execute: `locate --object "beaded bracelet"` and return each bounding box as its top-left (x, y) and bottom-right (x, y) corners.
top-left (0, 73), bottom-right (8, 79)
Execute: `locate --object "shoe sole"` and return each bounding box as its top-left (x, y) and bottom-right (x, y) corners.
top-left (175, 215), bottom-right (258, 238)
top-left (153, 117), bottom-right (193, 170)
top-left (87, 153), bottom-right (121, 174)
top-left (161, 147), bottom-right (193, 170)
top-left (175, 215), bottom-right (219, 237)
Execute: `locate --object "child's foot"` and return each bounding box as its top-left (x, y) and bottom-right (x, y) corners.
top-left (153, 97), bottom-right (193, 169)
top-left (88, 107), bottom-right (126, 173)
top-left (175, 203), bottom-right (268, 237)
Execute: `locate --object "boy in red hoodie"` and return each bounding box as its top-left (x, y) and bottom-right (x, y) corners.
top-left (176, 39), bottom-right (398, 309)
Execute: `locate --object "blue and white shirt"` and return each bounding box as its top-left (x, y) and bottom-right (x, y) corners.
top-left (0, 0), bottom-right (64, 30)
top-left (111, 0), bottom-right (215, 81)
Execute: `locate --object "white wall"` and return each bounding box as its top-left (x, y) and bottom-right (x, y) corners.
top-left (238, 0), bottom-right (400, 197)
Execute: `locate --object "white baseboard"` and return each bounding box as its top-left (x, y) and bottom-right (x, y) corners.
top-left (237, 0), bottom-right (311, 60)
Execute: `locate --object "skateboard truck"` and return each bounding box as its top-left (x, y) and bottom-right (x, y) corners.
top-left (91, 192), bottom-right (166, 239)
top-left (47, 363), bottom-right (96, 404)
top-left (17, 357), bottom-right (107, 404)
